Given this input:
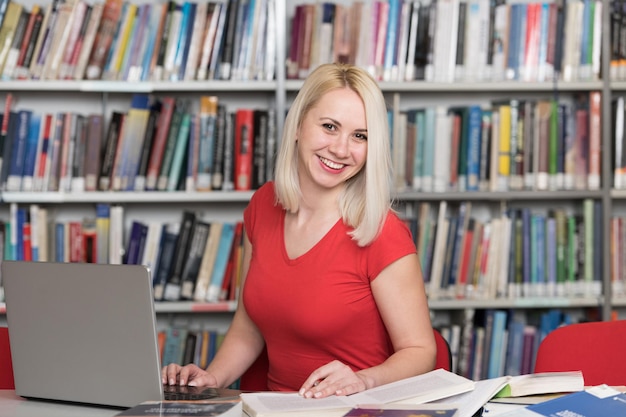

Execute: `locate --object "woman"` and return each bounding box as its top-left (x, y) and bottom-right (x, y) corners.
top-left (162, 63), bottom-right (436, 399)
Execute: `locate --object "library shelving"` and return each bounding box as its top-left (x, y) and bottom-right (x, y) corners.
top-left (0, 0), bottom-right (622, 378)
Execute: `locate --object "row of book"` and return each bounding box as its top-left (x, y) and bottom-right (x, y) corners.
top-left (439, 308), bottom-right (579, 380)
top-left (392, 91), bottom-right (602, 193)
top-left (0, 93), bottom-right (277, 193)
top-left (609, 214), bottom-right (626, 297)
top-left (0, 0), bottom-right (276, 82)
top-left (0, 203), bottom-right (244, 303)
top-left (159, 326), bottom-right (225, 372)
top-left (289, 0), bottom-right (602, 83)
top-left (412, 199), bottom-right (603, 301)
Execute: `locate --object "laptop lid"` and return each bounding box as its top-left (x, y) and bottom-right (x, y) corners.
top-left (2, 261), bottom-right (165, 408)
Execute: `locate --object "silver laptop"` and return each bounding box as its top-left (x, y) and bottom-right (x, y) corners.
top-left (2, 261), bottom-right (241, 408)
top-left (2, 260), bottom-right (202, 408)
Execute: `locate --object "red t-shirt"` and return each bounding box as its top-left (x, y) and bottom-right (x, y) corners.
top-left (243, 182), bottom-right (417, 391)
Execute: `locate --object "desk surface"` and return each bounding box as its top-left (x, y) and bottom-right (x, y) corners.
top-left (0, 390), bottom-right (520, 417)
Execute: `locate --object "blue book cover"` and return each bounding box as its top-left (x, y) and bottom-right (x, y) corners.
top-left (167, 111), bottom-right (191, 191)
top-left (383, 0), bottom-right (400, 80)
top-left (206, 222), bottom-right (235, 302)
top-left (21, 113), bottom-right (41, 190)
top-left (466, 105), bottom-right (483, 191)
top-left (487, 310), bottom-right (508, 378)
top-left (55, 222), bottom-right (65, 262)
top-left (7, 109), bottom-right (32, 191)
top-left (15, 208), bottom-right (26, 261)
top-left (524, 386), bottom-right (626, 417)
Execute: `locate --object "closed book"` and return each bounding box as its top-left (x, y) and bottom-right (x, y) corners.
top-left (180, 221), bottom-right (210, 300)
top-left (152, 1), bottom-right (177, 81)
top-left (156, 99), bottom-right (186, 191)
top-left (1, 8), bottom-right (28, 80)
top-left (84, 114), bottom-right (104, 191)
top-left (115, 94), bottom-right (151, 191)
top-left (520, 386), bottom-right (626, 417)
top-left (163, 211), bottom-right (197, 301)
top-left (133, 100), bottom-right (161, 191)
top-left (0, 93), bottom-right (13, 188)
top-left (211, 104), bottom-right (227, 190)
top-left (40, 0), bottom-right (75, 80)
top-left (43, 112), bottom-right (64, 192)
top-left (196, 95), bottom-right (218, 191)
top-left (85, 0), bottom-right (123, 80)
top-left (82, 217), bottom-right (97, 263)
top-left (124, 221), bottom-right (149, 266)
top-left (180, 2), bottom-right (206, 81)
top-left (15, 6), bottom-right (43, 79)
top-left (70, 114), bottom-right (88, 192)
top-left (57, 112), bottom-right (77, 192)
top-left (140, 221), bottom-right (163, 274)
top-left (6, 109), bottom-right (32, 192)
top-left (145, 96), bottom-right (175, 190)
top-left (108, 205), bottom-right (124, 264)
top-left (95, 203), bottom-right (110, 264)
top-left (234, 108), bottom-right (254, 190)
top-left (19, 112), bottom-right (41, 191)
top-left (217, 0), bottom-right (239, 80)
top-left (193, 221), bottom-right (223, 302)
top-left (0, 1), bottom-right (24, 76)
top-left (72, 2), bottom-right (103, 80)
top-left (196, 2), bottom-right (221, 81)
top-left (0, 110), bottom-right (18, 190)
top-left (166, 110), bottom-right (192, 191)
top-left (153, 222), bottom-right (179, 301)
top-left (98, 111), bottom-right (125, 191)
top-left (205, 222), bottom-right (235, 303)
top-left (207, 0), bottom-right (229, 80)
top-left (57, 0), bottom-right (88, 80)
top-left (252, 109), bottom-right (268, 189)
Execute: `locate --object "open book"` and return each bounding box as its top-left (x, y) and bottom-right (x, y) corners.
top-left (240, 368), bottom-right (475, 417)
top-left (428, 371), bottom-right (585, 417)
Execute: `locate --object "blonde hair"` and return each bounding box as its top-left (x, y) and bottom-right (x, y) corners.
top-left (273, 63), bottom-right (393, 247)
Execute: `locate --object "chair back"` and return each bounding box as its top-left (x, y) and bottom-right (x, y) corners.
top-left (433, 328), bottom-right (452, 372)
top-left (0, 327), bottom-right (15, 389)
top-left (239, 328), bottom-right (453, 391)
top-left (534, 320), bottom-right (626, 386)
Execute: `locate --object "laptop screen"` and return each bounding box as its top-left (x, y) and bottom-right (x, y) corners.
top-left (2, 261), bottom-right (165, 408)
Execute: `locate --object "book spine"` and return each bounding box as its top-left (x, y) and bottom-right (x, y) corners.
top-left (163, 211), bottom-right (197, 301)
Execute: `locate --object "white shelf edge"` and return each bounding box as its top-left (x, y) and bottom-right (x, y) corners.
top-left (0, 80), bottom-right (278, 93)
top-left (0, 191), bottom-right (255, 204)
top-left (428, 297), bottom-right (603, 310)
top-left (154, 301), bottom-right (237, 313)
top-left (285, 80), bottom-right (604, 92)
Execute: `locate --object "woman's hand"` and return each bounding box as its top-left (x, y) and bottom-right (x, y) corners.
top-left (161, 363), bottom-right (219, 387)
top-left (298, 360), bottom-right (371, 399)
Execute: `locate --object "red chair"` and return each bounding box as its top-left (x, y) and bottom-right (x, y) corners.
top-left (0, 327), bottom-right (15, 389)
top-left (239, 329), bottom-right (452, 391)
top-left (534, 320), bottom-right (626, 386)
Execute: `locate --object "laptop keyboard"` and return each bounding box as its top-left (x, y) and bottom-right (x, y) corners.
top-left (162, 385), bottom-right (242, 401)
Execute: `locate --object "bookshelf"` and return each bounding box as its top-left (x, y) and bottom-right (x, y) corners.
top-left (0, 0), bottom-right (622, 378)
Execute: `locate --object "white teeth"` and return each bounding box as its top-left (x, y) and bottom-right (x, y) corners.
top-left (320, 156), bottom-right (344, 169)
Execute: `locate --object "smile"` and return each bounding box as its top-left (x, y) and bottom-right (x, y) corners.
top-left (319, 156), bottom-right (345, 170)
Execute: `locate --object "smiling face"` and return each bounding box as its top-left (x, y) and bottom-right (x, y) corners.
top-left (295, 87), bottom-right (368, 193)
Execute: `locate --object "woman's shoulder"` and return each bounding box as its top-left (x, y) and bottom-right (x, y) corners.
top-left (250, 181), bottom-right (275, 201)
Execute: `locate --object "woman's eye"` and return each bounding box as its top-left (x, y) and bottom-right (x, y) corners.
top-left (323, 123), bottom-right (336, 131)
top-left (355, 133), bottom-right (368, 141)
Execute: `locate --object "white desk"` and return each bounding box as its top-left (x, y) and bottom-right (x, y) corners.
top-left (0, 390), bottom-right (247, 417)
top-left (0, 390), bottom-right (125, 417)
top-left (0, 389), bottom-right (522, 417)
